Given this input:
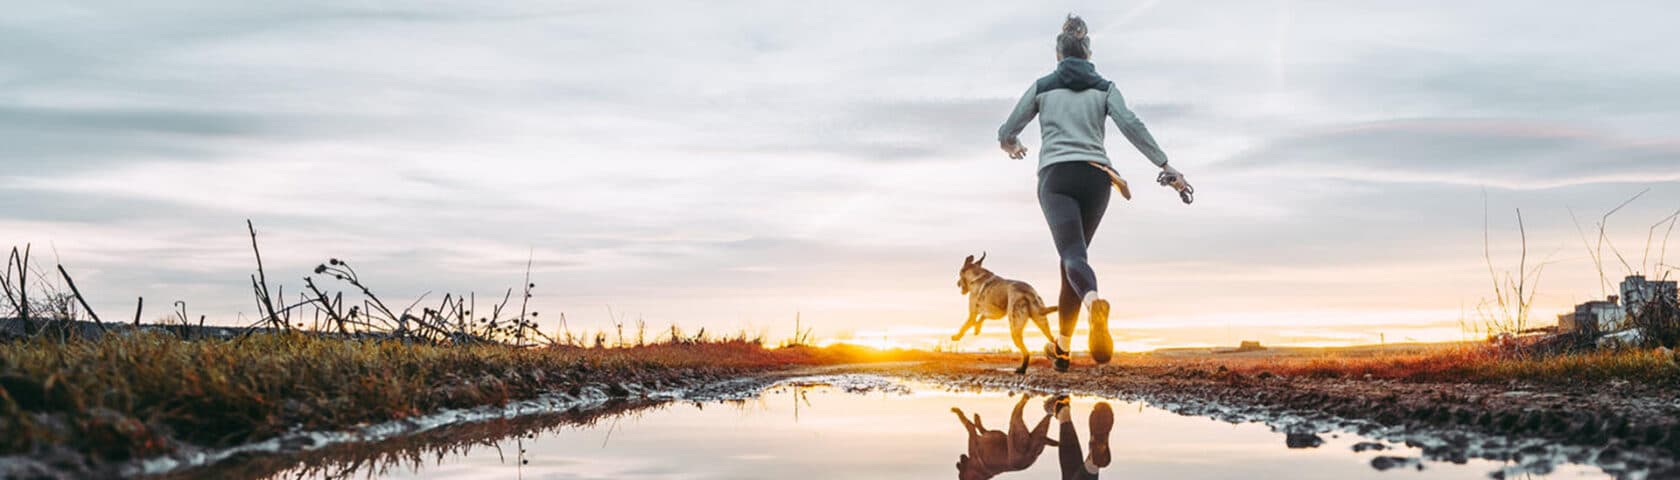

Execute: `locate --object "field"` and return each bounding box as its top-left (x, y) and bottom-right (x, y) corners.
top-left (4, 329), bottom-right (1678, 477)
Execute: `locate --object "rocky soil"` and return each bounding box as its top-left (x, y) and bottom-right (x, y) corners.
top-left (857, 359), bottom-right (1680, 478)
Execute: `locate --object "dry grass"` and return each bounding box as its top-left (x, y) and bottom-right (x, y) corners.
top-left (1123, 345), bottom-right (1680, 385)
top-left (0, 230), bottom-right (957, 472)
top-left (0, 332), bottom-right (931, 466)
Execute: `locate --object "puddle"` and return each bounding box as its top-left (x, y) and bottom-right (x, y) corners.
top-left (186, 375), bottom-right (1619, 479)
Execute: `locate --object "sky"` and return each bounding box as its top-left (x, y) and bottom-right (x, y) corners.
top-left (3, 1), bottom-right (1679, 351)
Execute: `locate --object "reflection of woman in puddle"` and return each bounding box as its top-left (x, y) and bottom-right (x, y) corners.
top-left (953, 394), bottom-right (1060, 479)
top-left (1047, 395), bottom-right (1113, 480)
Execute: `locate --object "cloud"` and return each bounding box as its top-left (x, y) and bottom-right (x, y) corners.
top-left (3, 1), bottom-right (1680, 345)
top-left (1224, 120), bottom-right (1680, 189)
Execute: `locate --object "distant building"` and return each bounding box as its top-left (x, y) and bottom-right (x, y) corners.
top-left (1214, 340), bottom-right (1266, 354)
top-left (1620, 275), bottom-right (1678, 317)
top-left (1557, 296), bottom-right (1621, 335)
top-left (1557, 275), bottom-right (1679, 335)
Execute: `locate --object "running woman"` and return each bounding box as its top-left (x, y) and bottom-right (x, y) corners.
top-left (997, 14), bottom-right (1184, 372)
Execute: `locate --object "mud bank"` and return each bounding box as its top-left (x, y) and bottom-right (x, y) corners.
top-left (0, 368), bottom-right (810, 480)
top-left (140, 372), bottom-right (896, 479)
top-left (863, 361), bottom-right (1680, 478)
top-left (137, 373), bottom-right (929, 479)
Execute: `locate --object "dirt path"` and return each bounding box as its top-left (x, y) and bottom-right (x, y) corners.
top-left (843, 360), bottom-right (1680, 478)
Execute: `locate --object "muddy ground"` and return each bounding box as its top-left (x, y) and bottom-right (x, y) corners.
top-left (849, 358), bottom-right (1680, 478)
top-left (0, 368), bottom-right (775, 480)
top-left (8, 357), bottom-right (1677, 478)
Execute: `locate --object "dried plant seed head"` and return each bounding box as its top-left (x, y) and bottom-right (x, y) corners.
top-left (314, 265), bottom-right (328, 274)
top-left (329, 258), bottom-right (341, 265)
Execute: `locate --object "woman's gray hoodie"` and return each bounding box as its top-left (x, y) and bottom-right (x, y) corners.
top-left (997, 57), bottom-right (1169, 171)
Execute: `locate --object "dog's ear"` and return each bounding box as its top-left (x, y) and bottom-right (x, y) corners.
top-left (976, 251), bottom-right (986, 266)
top-left (963, 254), bottom-right (974, 267)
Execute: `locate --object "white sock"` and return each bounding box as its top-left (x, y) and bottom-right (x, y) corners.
top-left (1084, 456), bottom-right (1101, 473)
top-left (1058, 334), bottom-right (1072, 353)
top-left (1082, 290), bottom-right (1101, 310)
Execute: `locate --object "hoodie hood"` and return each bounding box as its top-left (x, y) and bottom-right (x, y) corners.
top-left (1043, 57), bottom-right (1109, 92)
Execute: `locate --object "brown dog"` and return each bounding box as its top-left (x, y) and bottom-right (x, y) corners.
top-left (954, 253), bottom-right (1059, 374)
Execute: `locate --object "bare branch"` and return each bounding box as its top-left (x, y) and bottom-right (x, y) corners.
top-left (17, 244), bottom-right (31, 329)
top-left (1516, 208), bottom-right (1528, 331)
top-left (516, 249), bottom-right (534, 344)
top-left (1481, 191), bottom-right (1511, 330)
top-left (56, 264), bottom-right (106, 333)
top-left (1654, 208), bottom-right (1680, 277)
top-left (1569, 208), bottom-right (1610, 297)
top-left (247, 219), bottom-right (280, 329)
top-left (1597, 189), bottom-right (1648, 277)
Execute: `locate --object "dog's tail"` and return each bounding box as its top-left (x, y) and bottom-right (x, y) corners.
top-left (1039, 305), bottom-right (1059, 316)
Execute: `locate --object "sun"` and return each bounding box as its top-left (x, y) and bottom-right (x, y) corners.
top-left (817, 336), bottom-right (917, 351)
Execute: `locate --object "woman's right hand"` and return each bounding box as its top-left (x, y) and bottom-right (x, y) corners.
top-left (1159, 163), bottom-right (1194, 204)
top-left (1000, 141), bottom-right (1028, 160)
top-left (1161, 163), bottom-right (1184, 182)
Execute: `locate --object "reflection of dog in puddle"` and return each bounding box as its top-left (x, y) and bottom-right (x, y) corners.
top-left (953, 394), bottom-right (1114, 479)
top-left (953, 394), bottom-right (1059, 479)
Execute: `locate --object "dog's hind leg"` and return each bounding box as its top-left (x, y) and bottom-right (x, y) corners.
top-left (952, 407), bottom-right (977, 435)
top-left (1031, 311), bottom-right (1056, 347)
top-left (1011, 315), bottom-right (1031, 374)
top-left (1007, 394), bottom-right (1031, 448)
top-left (1030, 408), bottom-right (1059, 447)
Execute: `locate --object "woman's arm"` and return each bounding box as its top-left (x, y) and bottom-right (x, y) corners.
top-left (1105, 87), bottom-right (1171, 169)
top-left (997, 83), bottom-right (1040, 159)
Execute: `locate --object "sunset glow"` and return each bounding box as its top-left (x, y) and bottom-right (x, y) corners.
top-left (3, 1), bottom-right (1677, 352)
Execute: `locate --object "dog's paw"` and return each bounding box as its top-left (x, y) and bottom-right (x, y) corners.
top-left (950, 335), bottom-right (963, 341)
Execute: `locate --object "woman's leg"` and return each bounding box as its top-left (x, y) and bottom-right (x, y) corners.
top-left (1053, 399), bottom-right (1099, 480)
top-left (1058, 415), bottom-right (1087, 480)
top-left (1037, 163), bottom-right (1111, 369)
top-left (1076, 182), bottom-right (1112, 364)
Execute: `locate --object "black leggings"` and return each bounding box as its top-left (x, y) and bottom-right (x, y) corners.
top-left (1036, 162), bottom-right (1111, 341)
top-left (1059, 420), bottom-right (1099, 480)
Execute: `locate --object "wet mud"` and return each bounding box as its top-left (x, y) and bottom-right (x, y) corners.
top-left (11, 361), bottom-right (1673, 479)
top-left (871, 361), bottom-right (1680, 479)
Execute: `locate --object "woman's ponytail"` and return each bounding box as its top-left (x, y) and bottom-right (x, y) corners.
top-left (1057, 14), bottom-right (1091, 59)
